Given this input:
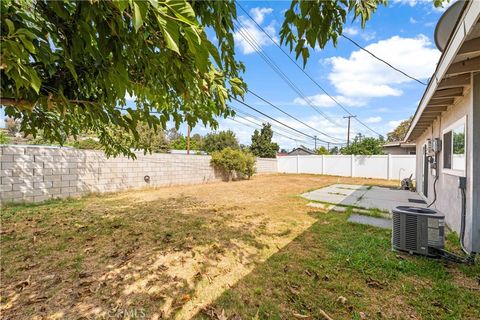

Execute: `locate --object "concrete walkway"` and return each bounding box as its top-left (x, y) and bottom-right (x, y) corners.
top-left (302, 184), bottom-right (426, 212)
top-left (348, 214), bottom-right (392, 229)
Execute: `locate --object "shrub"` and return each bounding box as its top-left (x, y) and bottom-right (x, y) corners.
top-left (210, 148), bottom-right (256, 181)
top-left (71, 138), bottom-right (103, 150)
top-left (0, 131), bottom-right (10, 144)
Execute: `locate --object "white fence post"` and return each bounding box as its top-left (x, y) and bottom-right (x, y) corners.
top-left (350, 154), bottom-right (355, 177)
top-left (321, 155), bottom-right (325, 175)
top-left (296, 155), bottom-right (299, 174)
top-left (387, 154), bottom-right (392, 180)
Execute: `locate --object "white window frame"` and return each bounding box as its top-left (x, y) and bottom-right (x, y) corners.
top-left (442, 116), bottom-right (467, 177)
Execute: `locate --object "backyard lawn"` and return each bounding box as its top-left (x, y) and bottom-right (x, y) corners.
top-left (1, 174), bottom-right (479, 319)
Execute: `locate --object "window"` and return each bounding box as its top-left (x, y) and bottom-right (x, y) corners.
top-left (442, 117), bottom-right (466, 176)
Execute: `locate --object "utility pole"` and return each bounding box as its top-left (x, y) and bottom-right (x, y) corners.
top-left (327, 142), bottom-right (330, 152)
top-left (314, 135), bottom-right (317, 150)
top-left (187, 125), bottom-right (191, 155)
top-left (343, 115), bottom-right (356, 147)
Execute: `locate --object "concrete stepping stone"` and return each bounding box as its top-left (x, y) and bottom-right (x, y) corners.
top-left (307, 202), bottom-right (347, 212)
top-left (348, 214), bottom-right (391, 229)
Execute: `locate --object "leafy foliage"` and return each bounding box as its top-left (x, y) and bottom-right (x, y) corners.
top-left (341, 134), bottom-right (385, 155)
top-left (387, 117), bottom-right (412, 142)
top-left (250, 123), bottom-right (279, 158)
top-left (0, 131), bottom-right (10, 144)
top-left (315, 146), bottom-right (330, 155)
top-left (210, 147), bottom-right (256, 181)
top-left (130, 123), bottom-right (170, 153)
top-left (2, 0), bottom-right (448, 156)
top-left (280, 0), bottom-right (387, 66)
top-left (70, 138), bottom-right (103, 150)
top-left (1, 0), bottom-right (246, 157)
top-left (203, 130), bottom-right (239, 154)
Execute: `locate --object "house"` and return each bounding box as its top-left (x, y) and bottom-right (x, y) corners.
top-left (404, 0), bottom-right (480, 254)
top-left (288, 145), bottom-right (315, 155)
top-left (382, 141), bottom-right (416, 155)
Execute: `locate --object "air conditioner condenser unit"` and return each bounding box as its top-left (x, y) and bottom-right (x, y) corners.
top-left (392, 206), bottom-right (445, 256)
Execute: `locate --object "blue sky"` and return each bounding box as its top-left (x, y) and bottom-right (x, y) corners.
top-left (1, 0), bottom-right (451, 151)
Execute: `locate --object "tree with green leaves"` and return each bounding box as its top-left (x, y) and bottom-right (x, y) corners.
top-left (387, 116), bottom-right (413, 142)
top-left (1, 0), bottom-right (448, 156)
top-left (202, 130), bottom-right (239, 153)
top-left (132, 123), bottom-right (170, 153)
top-left (341, 135), bottom-right (385, 155)
top-left (250, 123), bottom-right (279, 158)
top-left (1, 0), bottom-right (245, 156)
top-left (170, 134), bottom-right (199, 151)
top-left (315, 146), bottom-right (330, 155)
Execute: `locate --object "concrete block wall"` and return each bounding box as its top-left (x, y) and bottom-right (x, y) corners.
top-left (0, 146), bottom-right (278, 204)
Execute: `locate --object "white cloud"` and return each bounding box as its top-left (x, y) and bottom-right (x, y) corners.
top-left (360, 31), bottom-right (376, 41)
top-left (388, 119), bottom-right (405, 129)
top-left (293, 94), bottom-right (366, 108)
top-left (409, 17), bottom-right (417, 24)
top-left (366, 116), bottom-right (382, 124)
top-left (343, 27), bottom-right (359, 36)
top-left (233, 8), bottom-right (277, 55)
top-left (250, 7), bottom-right (273, 24)
top-left (375, 107), bottom-right (389, 113)
top-left (327, 35), bottom-right (440, 98)
top-left (393, 0), bottom-right (418, 7)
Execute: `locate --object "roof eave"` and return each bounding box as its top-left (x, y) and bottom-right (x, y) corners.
top-left (405, 0), bottom-right (480, 142)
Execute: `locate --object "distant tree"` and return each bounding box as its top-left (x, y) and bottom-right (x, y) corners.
top-left (203, 130), bottom-right (239, 153)
top-left (387, 117), bottom-right (413, 142)
top-left (341, 136), bottom-right (385, 155)
top-left (4, 117), bottom-right (20, 136)
top-left (330, 146), bottom-right (339, 155)
top-left (170, 134), bottom-right (201, 151)
top-left (166, 128), bottom-right (182, 142)
top-left (250, 123), bottom-right (279, 158)
top-left (191, 133), bottom-right (204, 150)
top-left (315, 146), bottom-right (330, 155)
top-left (133, 123), bottom-right (170, 153)
top-left (280, 148), bottom-right (288, 154)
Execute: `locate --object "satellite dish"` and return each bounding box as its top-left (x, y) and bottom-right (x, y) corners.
top-left (434, 1), bottom-right (464, 52)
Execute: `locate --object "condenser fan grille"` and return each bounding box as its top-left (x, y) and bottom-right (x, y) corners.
top-left (405, 215), bottom-right (418, 251)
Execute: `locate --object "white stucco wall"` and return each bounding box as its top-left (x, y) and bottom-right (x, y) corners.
top-left (414, 87), bottom-right (474, 250)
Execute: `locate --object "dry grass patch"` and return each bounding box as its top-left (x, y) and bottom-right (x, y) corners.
top-left (1, 174), bottom-right (389, 319)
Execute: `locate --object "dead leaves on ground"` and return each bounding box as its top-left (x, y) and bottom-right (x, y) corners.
top-left (202, 305), bottom-right (242, 320)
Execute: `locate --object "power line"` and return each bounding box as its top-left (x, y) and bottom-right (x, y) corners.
top-left (233, 97), bottom-right (322, 142)
top-left (230, 105), bottom-right (321, 144)
top-left (228, 115), bottom-right (315, 147)
top-left (234, 1), bottom-right (383, 137)
top-left (341, 34), bottom-right (428, 86)
top-left (247, 90), bottom-right (345, 142)
top-left (233, 18), bottom-right (342, 129)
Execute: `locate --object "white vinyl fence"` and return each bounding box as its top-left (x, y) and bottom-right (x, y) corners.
top-left (277, 155), bottom-right (416, 180)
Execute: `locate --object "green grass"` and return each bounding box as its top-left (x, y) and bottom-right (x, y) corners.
top-left (196, 212), bottom-right (480, 320)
